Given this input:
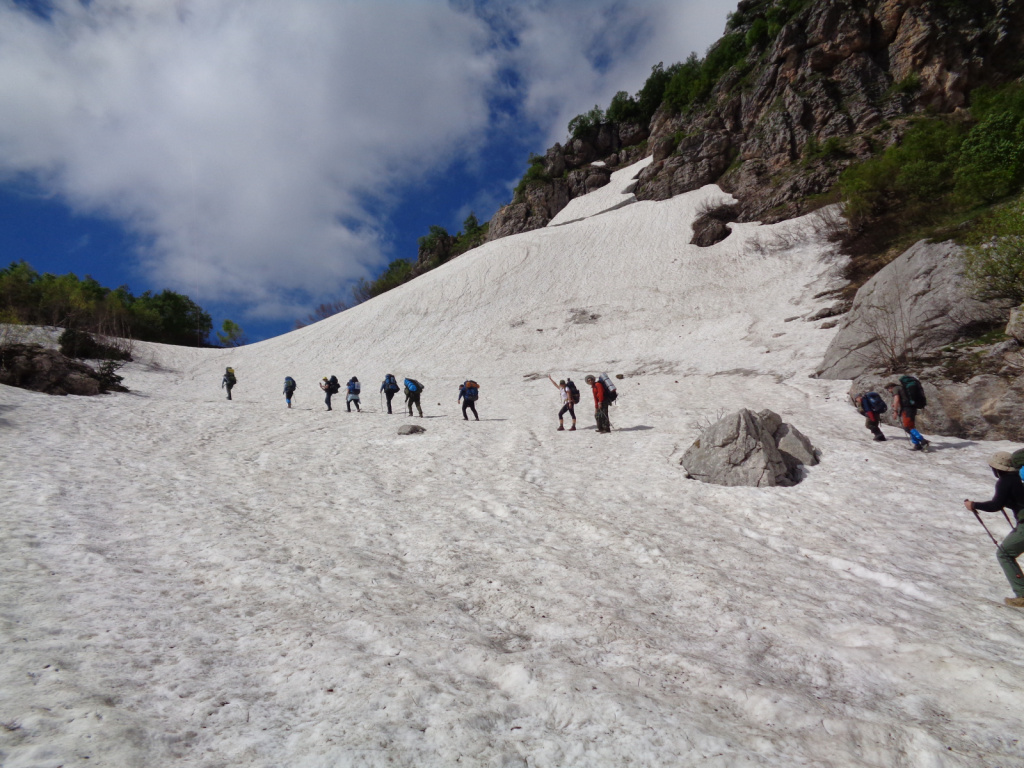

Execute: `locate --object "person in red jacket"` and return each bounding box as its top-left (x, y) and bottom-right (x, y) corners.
top-left (584, 375), bottom-right (611, 433)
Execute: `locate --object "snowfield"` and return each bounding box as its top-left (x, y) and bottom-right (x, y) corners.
top-left (3, 160), bottom-right (1024, 767)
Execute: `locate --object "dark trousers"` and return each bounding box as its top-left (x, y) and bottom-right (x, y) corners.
top-left (325, 392), bottom-right (333, 410)
top-left (225, 384), bottom-right (233, 400)
top-left (865, 412), bottom-right (883, 438)
top-left (385, 391), bottom-right (396, 413)
top-left (347, 396), bottom-right (360, 412)
top-left (407, 393), bottom-right (422, 416)
top-left (462, 400), bottom-right (478, 420)
top-left (559, 404), bottom-right (575, 422)
top-left (595, 403), bottom-right (611, 432)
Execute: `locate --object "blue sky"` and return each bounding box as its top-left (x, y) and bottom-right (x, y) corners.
top-left (0, 0), bottom-right (736, 342)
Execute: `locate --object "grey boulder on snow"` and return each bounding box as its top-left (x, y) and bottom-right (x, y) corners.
top-left (681, 408), bottom-right (819, 487)
top-left (397, 424), bottom-right (426, 435)
top-left (816, 240), bottom-right (998, 380)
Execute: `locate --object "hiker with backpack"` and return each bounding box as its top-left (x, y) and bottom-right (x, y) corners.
top-left (885, 377), bottom-right (930, 451)
top-left (852, 390), bottom-right (887, 442)
top-left (459, 380), bottom-right (480, 421)
top-left (222, 367), bottom-right (236, 400)
top-left (380, 374), bottom-right (400, 414)
top-left (346, 377), bottom-right (361, 412)
top-left (283, 376), bottom-right (296, 408)
top-left (584, 374), bottom-right (611, 433)
top-left (320, 375), bottom-right (340, 411)
top-left (964, 452), bottom-right (1024, 608)
top-left (548, 375), bottom-right (577, 431)
top-left (404, 377), bottom-right (424, 417)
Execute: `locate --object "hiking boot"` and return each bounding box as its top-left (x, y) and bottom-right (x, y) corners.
top-left (872, 434), bottom-right (886, 442)
top-left (920, 439), bottom-right (930, 452)
top-left (557, 425), bottom-right (565, 431)
top-left (1004, 597), bottom-right (1024, 608)
top-left (569, 425), bottom-right (576, 431)
top-left (908, 443), bottom-right (922, 451)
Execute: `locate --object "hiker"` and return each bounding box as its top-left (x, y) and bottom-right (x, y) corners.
top-left (320, 375), bottom-right (340, 411)
top-left (404, 377), bottom-right (424, 417)
top-left (283, 376), bottom-right (296, 408)
top-left (885, 378), bottom-right (930, 451)
top-left (584, 374), bottom-right (611, 433)
top-left (380, 374), bottom-right (400, 414)
top-left (222, 367), bottom-right (236, 400)
top-left (964, 452), bottom-right (1024, 608)
top-left (346, 376), bottom-right (361, 412)
top-left (459, 380), bottom-right (480, 421)
top-left (852, 391), bottom-right (886, 442)
top-left (548, 374), bottom-right (577, 431)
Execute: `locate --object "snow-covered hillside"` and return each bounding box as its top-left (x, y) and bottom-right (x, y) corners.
top-left (3, 160), bottom-right (1023, 767)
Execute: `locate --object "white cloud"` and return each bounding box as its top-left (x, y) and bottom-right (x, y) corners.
top-left (0, 0), bottom-right (734, 319)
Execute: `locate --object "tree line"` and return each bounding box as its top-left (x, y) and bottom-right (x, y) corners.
top-left (0, 261), bottom-right (214, 347)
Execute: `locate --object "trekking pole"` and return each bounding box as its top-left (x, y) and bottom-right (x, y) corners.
top-left (973, 508), bottom-right (1002, 548)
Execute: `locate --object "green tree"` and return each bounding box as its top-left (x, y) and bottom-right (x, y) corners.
top-left (216, 319), bottom-right (247, 347)
top-left (962, 201), bottom-right (1024, 305)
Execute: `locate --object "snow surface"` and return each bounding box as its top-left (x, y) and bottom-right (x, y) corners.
top-left (3, 158), bottom-right (1024, 767)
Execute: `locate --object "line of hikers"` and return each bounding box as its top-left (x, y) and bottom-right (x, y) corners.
top-left (852, 375), bottom-right (930, 451)
top-left (222, 367), bottom-right (618, 431)
top-left (231, 364), bottom-right (1024, 607)
top-left (854, 373), bottom-right (1024, 608)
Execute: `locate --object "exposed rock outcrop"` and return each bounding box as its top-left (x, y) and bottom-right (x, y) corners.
top-left (397, 424), bottom-right (426, 435)
top-left (488, 131), bottom-right (647, 241)
top-left (638, 0), bottom-right (1024, 223)
top-left (487, 0), bottom-right (1024, 241)
top-left (681, 408), bottom-right (819, 487)
top-left (817, 240), bottom-right (1001, 380)
top-left (0, 343), bottom-right (128, 396)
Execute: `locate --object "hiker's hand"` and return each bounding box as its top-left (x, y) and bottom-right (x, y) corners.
top-left (964, 499), bottom-right (974, 512)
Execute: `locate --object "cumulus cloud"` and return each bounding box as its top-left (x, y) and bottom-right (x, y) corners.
top-left (0, 0), bottom-right (733, 319)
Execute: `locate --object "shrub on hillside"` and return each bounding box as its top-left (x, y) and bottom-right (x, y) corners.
top-left (961, 200), bottom-right (1024, 305)
top-left (513, 155), bottom-right (552, 200)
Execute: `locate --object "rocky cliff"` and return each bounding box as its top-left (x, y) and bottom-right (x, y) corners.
top-left (489, 0), bottom-right (1024, 240)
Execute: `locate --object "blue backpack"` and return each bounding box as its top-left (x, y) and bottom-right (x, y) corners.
top-left (348, 379), bottom-right (360, 394)
top-left (383, 374), bottom-right (399, 393)
top-left (284, 376), bottom-right (296, 391)
top-left (862, 391), bottom-right (887, 414)
top-left (405, 378), bottom-right (423, 394)
top-left (463, 380), bottom-right (479, 400)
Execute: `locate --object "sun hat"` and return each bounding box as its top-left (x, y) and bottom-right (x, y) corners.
top-left (988, 451), bottom-right (1016, 472)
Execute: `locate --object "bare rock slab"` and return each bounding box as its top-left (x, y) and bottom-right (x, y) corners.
top-left (817, 240), bottom-right (1000, 380)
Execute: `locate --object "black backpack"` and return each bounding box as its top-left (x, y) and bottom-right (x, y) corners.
top-left (224, 367), bottom-right (236, 386)
top-left (899, 375), bottom-right (927, 409)
top-left (328, 376), bottom-right (341, 395)
top-left (566, 378), bottom-right (581, 404)
top-left (284, 376), bottom-right (296, 391)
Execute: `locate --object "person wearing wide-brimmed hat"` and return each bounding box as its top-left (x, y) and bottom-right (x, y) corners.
top-left (964, 451), bottom-right (1024, 607)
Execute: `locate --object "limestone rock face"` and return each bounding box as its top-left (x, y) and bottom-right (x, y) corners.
top-left (486, 0), bottom-right (1024, 242)
top-left (1006, 305), bottom-right (1024, 344)
top-left (681, 408), bottom-right (819, 487)
top-left (397, 424), bottom-right (426, 435)
top-left (817, 240), bottom-right (1000, 380)
top-left (487, 128), bottom-right (647, 241)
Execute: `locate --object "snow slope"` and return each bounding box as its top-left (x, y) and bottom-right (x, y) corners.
top-left (3, 158), bottom-right (1024, 767)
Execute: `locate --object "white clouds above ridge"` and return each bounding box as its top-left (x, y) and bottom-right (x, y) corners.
top-left (0, 0), bottom-right (734, 319)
